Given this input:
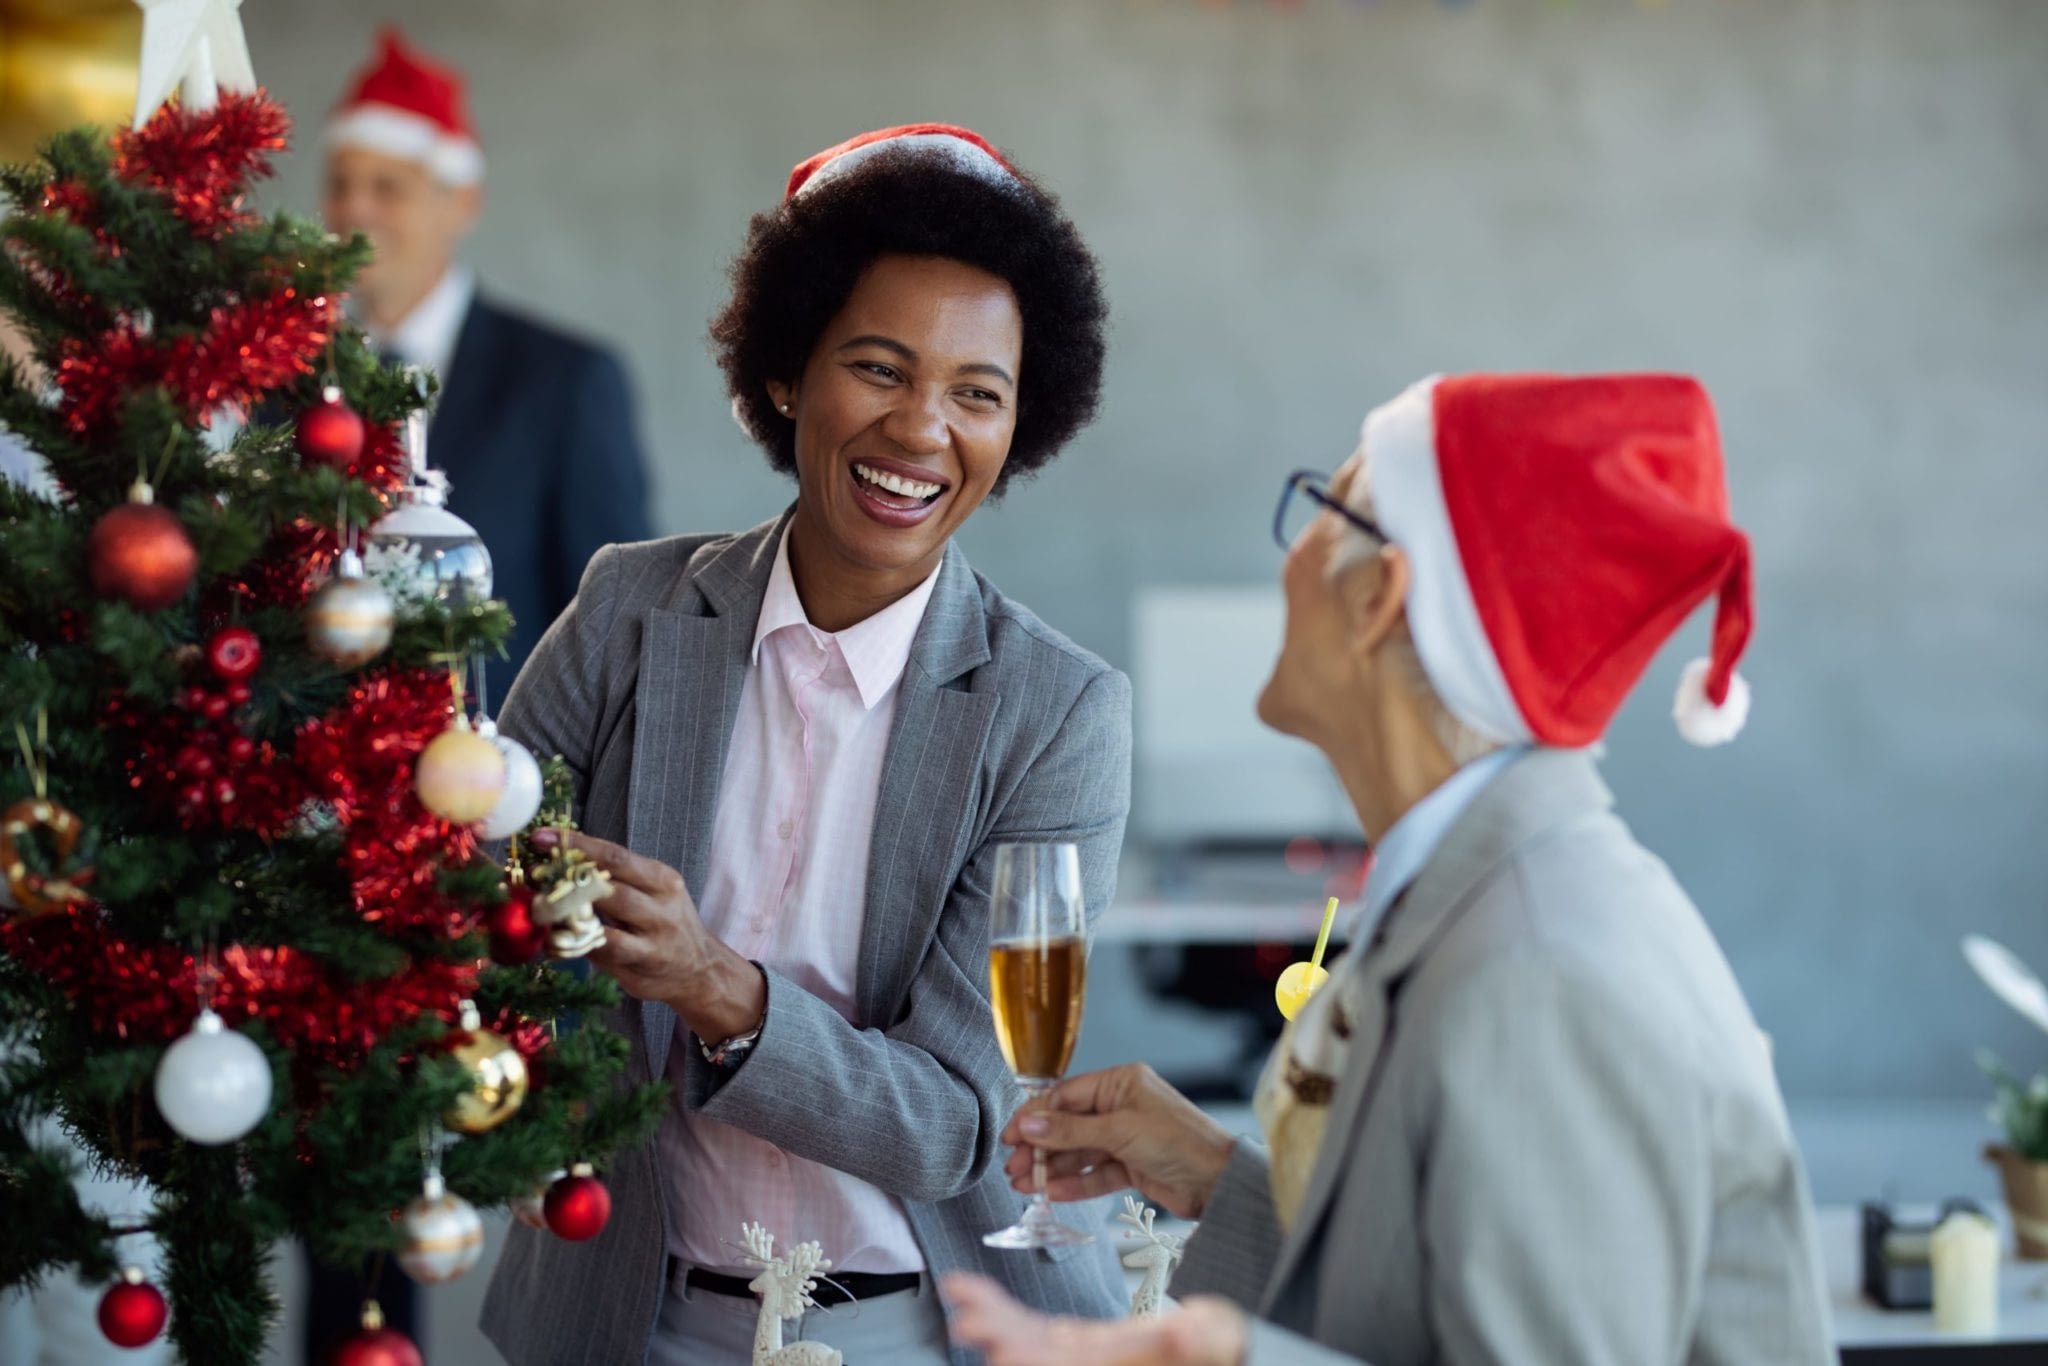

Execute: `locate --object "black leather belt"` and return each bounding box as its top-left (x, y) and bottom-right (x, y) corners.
top-left (684, 1266), bottom-right (920, 1309)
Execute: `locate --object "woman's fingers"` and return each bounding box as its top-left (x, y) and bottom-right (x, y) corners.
top-left (587, 881), bottom-right (667, 935)
top-left (948, 1272), bottom-right (1219, 1365)
top-left (1036, 1161), bottom-right (1135, 1204)
top-left (1009, 1106), bottom-right (1123, 1156)
top-left (1007, 1145), bottom-right (1110, 1183)
top-left (533, 829), bottom-right (679, 900)
top-left (585, 920), bottom-right (656, 985)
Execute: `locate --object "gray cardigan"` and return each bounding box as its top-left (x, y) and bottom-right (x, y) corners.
top-left (1175, 749), bottom-right (1836, 1365)
top-left (480, 517), bottom-right (1132, 1364)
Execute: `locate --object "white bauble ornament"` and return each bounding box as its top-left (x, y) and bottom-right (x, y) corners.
top-left (397, 1172), bottom-right (485, 1284)
top-left (510, 1169), bottom-right (565, 1230)
top-left (154, 1008), bottom-right (272, 1144)
top-left (475, 721), bottom-right (543, 840)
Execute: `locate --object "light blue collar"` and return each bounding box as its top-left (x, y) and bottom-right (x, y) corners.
top-left (1352, 745), bottom-right (1526, 938)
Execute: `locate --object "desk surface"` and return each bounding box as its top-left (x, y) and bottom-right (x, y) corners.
top-left (1123, 1201), bottom-right (2048, 1350)
top-left (1097, 897), bottom-right (1350, 945)
top-left (1820, 1206), bottom-right (2048, 1349)
top-left (1100, 849), bottom-right (1364, 945)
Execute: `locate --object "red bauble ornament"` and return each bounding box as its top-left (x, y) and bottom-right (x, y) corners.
top-left (543, 1164), bottom-right (611, 1241)
top-left (174, 743), bottom-right (216, 779)
top-left (296, 386), bottom-right (366, 470)
top-left (487, 888), bottom-right (548, 966)
top-left (207, 625), bottom-right (262, 680)
top-left (97, 1270), bottom-right (168, 1348)
top-left (87, 484), bottom-right (196, 611)
top-left (227, 734), bottom-right (257, 764)
top-left (328, 1328), bottom-right (423, 1366)
top-left (226, 681), bottom-right (253, 707)
top-left (326, 1302), bottom-right (421, 1366)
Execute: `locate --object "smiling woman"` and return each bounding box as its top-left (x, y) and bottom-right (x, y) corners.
top-left (765, 254), bottom-right (1025, 625)
top-left (479, 126), bottom-right (1130, 1366)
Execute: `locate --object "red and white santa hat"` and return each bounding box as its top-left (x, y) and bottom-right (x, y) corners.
top-left (784, 123), bottom-right (1018, 202)
top-left (1366, 372), bottom-right (1754, 748)
top-left (324, 28), bottom-right (484, 187)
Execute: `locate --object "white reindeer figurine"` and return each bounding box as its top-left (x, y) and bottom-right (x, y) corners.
top-left (1117, 1195), bottom-right (1186, 1317)
top-left (740, 1222), bottom-right (841, 1366)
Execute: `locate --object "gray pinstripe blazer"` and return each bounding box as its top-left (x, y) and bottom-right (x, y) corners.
top-left (479, 515), bottom-right (1132, 1364)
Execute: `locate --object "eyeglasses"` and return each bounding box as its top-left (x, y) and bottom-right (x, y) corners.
top-left (1273, 469), bottom-right (1390, 552)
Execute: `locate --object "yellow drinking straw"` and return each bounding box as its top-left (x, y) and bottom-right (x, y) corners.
top-left (1276, 897), bottom-right (1340, 1021)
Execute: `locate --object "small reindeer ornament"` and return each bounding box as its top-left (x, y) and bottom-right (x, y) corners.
top-left (740, 1222), bottom-right (841, 1366)
top-left (528, 839), bottom-right (609, 958)
top-left (1117, 1196), bottom-right (1186, 1317)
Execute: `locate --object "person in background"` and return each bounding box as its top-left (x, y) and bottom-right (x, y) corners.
top-left (320, 26), bottom-right (652, 683)
top-left (303, 27), bottom-right (652, 1358)
top-left (946, 374), bottom-right (1835, 1365)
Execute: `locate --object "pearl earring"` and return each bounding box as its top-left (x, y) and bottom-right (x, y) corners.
top-left (780, 403), bottom-right (792, 415)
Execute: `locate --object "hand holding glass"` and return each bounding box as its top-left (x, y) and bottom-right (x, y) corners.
top-left (983, 841), bottom-right (1093, 1250)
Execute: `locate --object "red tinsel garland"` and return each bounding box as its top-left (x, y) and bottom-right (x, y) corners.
top-left (222, 518), bottom-right (339, 612)
top-left (112, 91), bottom-right (290, 238)
top-left (54, 287), bottom-right (336, 441)
top-left (24, 94), bottom-right (289, 329)
top-left (352, 420), bottom-right (409, 493)
top-left (0, 914), bottom-right (479, 1066)
top-left (8, 669), bottom-right (497, 1066)
top-left (298, 670), bottom-right (484, 936)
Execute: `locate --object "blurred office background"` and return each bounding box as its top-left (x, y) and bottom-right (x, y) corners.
top-left (10, 0), bottom-right (2046, 1359)
top-left (248, 0), bottom-right (2045, 1103)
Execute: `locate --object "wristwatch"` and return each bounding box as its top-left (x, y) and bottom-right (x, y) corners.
top-left (698, 1022), bottom-right (763, 1071)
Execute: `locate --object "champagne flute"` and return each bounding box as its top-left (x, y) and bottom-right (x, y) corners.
top-left (983, 841), bottom-right (1093, 1250)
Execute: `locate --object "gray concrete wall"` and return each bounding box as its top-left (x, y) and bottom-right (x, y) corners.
top-left (243, 0), bottom-right (2048, 1100)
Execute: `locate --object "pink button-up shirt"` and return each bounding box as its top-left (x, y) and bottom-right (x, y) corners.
top-left (660, 527), bottom-right (942, 1274)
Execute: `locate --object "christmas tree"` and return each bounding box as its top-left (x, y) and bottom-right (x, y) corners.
top-left (0, 41), bottom-right (663, 1366)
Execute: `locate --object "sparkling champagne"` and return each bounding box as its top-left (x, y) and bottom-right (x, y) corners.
top-left (989, 936), bottom-right (1086, 1083)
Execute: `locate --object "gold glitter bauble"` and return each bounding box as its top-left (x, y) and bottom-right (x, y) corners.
top-left (444, 1026), bottom-right (529, 1135)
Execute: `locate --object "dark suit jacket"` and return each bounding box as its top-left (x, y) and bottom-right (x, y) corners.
top-left (432, 292), bottom-right (652, 684)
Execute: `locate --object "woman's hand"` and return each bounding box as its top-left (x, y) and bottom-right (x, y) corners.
top-left (1002, 1063), bottom-right (1236, 1219)
top-left (530, 829), bottom-right (765, 1043)
top-left (944, 1273), bottom-right (1247, 1366)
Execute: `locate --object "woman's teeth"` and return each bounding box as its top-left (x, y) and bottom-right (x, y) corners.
top-left (854, 463), bottom-right (943, 502)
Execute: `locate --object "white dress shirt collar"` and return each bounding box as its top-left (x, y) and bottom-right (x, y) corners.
top-left (360, 264), bottom-right (475, 381)
top-left (749, 525), bottom-right (945, 711)
top-left (1352, 744), bottom-right (1526, 938)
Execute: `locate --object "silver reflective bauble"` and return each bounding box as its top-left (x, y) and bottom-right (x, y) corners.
top-left (366, 498), bottom-right (494, 607)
